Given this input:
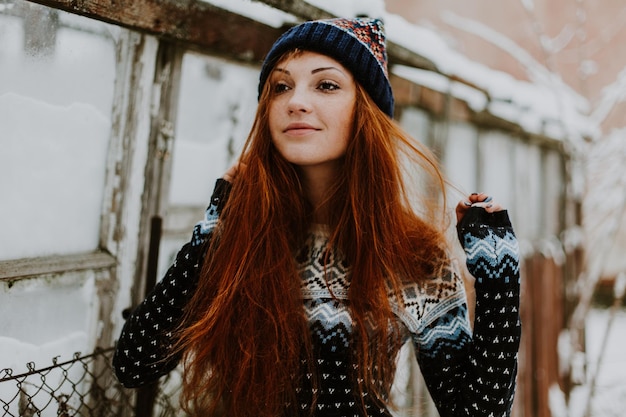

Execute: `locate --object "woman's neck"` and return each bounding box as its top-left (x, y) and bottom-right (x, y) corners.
top-left (308, 187), bottom-right (331, 224)
top-left (298, 164), bottom-right (339, 224)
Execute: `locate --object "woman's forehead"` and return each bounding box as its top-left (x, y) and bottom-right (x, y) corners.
top-left (274, 51), bottom-right (351, 75)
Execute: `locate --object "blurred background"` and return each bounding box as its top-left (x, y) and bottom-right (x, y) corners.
top-left (0, 0), bottom-right (624, 416)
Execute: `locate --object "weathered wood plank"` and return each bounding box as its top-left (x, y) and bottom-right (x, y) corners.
top-left (27, 0), bottom-right (285, 62)
top-left (0, 251), bottom-right (117, 280)
top-left (388, 43), bottom-right (439, 73)
top-left (253, 0), bottom-right (333, 21)
top-left (27, 0), bottom-right (437, 70)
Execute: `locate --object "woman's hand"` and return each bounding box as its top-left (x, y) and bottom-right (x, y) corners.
top-left (455, 192), bottom-right (503, 223)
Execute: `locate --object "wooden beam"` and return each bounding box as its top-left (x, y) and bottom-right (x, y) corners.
top-left (0, 251), bottom-right (116, 280)
top-left (387, 43), bottom-right (439, 73)
top-left (252, 0), bottom-right (333, 21)
top-left (27, 0), bottom-right (284, 63)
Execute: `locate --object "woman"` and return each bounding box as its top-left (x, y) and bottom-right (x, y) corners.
top-left (113, 17), bottom-right (521, 417)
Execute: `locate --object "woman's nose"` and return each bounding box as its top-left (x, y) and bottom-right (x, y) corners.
top-left (287, 87), bottom-right (311, 113)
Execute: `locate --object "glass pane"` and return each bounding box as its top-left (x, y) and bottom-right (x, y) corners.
top-left (544, 149), bottom-right (564, 237)
top-left (159, 52), bottom-right (258, 278)
top-left (169, 52), bottom-right (259, 207)
top-left (0, 1), bottom-right (116, 260)
top-left (444, 121), bottom-right (478, 198)
top-left (478, 130), bottom-right (514, 212)
top-left (396, 107), bottom-right (434, 209)
top-left (0, 272), bottom-right (94, 354)
top-left (398, 106), bottom-right (430, 146)
top-left (513, 142), bottom-right (542, 241)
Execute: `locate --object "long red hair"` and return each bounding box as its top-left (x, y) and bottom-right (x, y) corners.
top-left (176, 52), bottom-right (451, 417)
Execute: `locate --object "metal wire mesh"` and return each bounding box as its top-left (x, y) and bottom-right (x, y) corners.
top-left (0, 347), bottom-right (182, 417)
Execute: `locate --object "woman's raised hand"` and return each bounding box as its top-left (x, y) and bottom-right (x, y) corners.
top-left (455, 192), bottom-right (504, 223)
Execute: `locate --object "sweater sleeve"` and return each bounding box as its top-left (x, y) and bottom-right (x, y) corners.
top-left (113, 179), bottom-right (231, 388)
top-left (415, 207), bottom-right (521, 417)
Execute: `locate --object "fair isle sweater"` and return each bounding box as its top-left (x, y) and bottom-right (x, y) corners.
top-left (113, 179), bottom-right (521, 417)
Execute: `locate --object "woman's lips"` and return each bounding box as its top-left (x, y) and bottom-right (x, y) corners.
top-left (284, 123), bottom-right (319, 135)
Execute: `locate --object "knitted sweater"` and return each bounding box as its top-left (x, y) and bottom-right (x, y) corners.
top-left (113, 179), bottom-right (521, 417)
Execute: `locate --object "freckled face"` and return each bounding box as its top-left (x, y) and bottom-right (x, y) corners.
top-left (268, 51), bottom-right (356, 172)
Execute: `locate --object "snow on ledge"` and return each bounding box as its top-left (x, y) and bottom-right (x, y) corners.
top-left (392, 65), bottom-right (489, 113)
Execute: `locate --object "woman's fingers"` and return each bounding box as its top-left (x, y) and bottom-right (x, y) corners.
top-left (456, 193), bottom-right (504, 222)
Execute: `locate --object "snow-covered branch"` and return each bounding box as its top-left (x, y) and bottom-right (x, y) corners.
top-left (590, 65), bottom-right (626, 126)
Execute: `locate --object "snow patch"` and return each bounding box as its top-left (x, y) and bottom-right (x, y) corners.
top-left (0, 93), bottom-right (110, 260)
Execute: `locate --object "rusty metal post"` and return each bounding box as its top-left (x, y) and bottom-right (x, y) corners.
top-left (134, 215), bottom-right (162, 417)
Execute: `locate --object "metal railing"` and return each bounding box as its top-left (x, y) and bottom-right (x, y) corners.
top-left (0, 347), bottom-right (182, 417)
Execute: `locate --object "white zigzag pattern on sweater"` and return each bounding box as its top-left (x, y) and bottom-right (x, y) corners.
top-left (304, 300), bottom-right (353, 331)
top-left (414, 312), bottom-right (472, 354)
top-left (464, 232), bottom-right (519, 268)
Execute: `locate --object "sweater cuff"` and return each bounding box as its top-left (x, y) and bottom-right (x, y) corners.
top-left (456, 207), bottom-right (513, 242)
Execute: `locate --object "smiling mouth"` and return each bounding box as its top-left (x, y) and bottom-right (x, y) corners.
top-left (284, 126), bottom-right (319, 135)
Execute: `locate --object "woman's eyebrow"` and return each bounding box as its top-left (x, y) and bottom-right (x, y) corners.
top-left (311, 66), bottom-right (343, 75)
top-left (273, 66), bottom-right (345, 76)
top-left (273, 68), bottom-right (290, 75)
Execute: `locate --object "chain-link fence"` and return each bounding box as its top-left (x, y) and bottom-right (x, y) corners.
top-left (0, 347), bottom-right (183, 417)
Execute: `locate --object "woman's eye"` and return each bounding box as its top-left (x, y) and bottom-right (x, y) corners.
top-left (273, 82), bottom-right (290, 94)
top-left (318, 81), bottom-right (340, 92)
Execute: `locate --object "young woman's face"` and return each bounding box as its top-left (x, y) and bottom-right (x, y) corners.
top-left (268, 51), bottom-right (356, 171)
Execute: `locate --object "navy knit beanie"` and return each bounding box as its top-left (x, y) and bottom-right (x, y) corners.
top-left (259, 17), bottom-right (394, 118)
